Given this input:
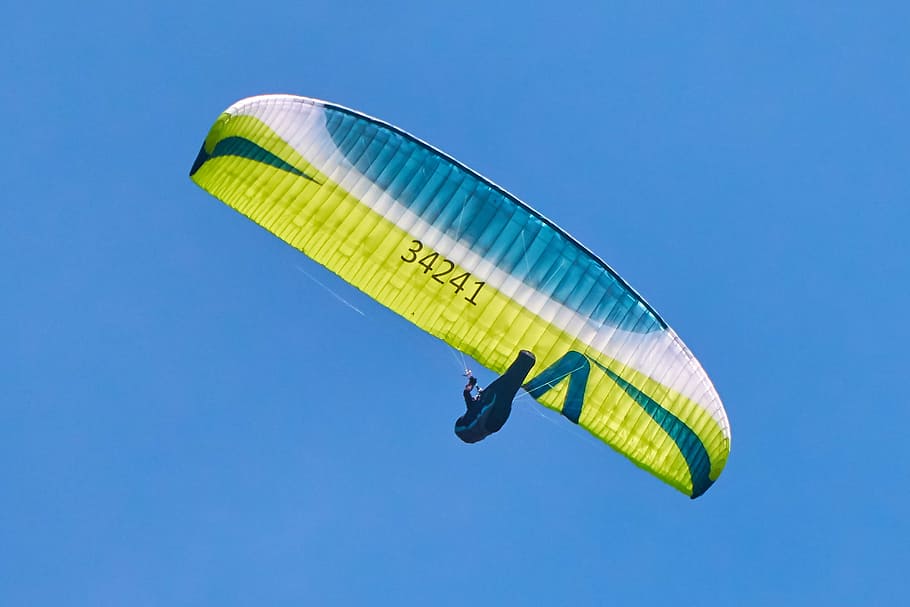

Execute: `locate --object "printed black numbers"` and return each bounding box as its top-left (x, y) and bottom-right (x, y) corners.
top-left (431, 260), bottom-right (454, 283)
top-left (400, 239), bottom-right (485, 305)
top-left (449, 271), bottom-right (469, 293)
top-left (401, 240), bottom-right (423, 263)
top-left (465, 281), bottom-right (485, 305)
top-left (418, 251), bottom-right (439, 273)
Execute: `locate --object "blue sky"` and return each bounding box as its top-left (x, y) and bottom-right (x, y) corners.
top-left (3, 1), bottom-right (908, 605)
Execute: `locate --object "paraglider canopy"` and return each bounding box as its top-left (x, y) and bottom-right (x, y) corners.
top-left (190, 94), bottom-right (730, 498)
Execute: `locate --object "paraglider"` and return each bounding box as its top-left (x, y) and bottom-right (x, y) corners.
top-left (455, 351), bottom-right (536, 444)
top-left (189, 94), bottom-right (730, 498)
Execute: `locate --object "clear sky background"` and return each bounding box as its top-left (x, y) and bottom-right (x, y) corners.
top-left (3, 2), bottom-right (908, 605)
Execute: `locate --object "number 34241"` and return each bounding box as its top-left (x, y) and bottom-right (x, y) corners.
top-left (400, 239), bottom-right (485, 305)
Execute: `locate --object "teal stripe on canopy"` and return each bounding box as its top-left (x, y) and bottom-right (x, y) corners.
top-left (190, 136), bottom-right (318, 182)
top-left (323, 106), bottom-right (665, 334)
